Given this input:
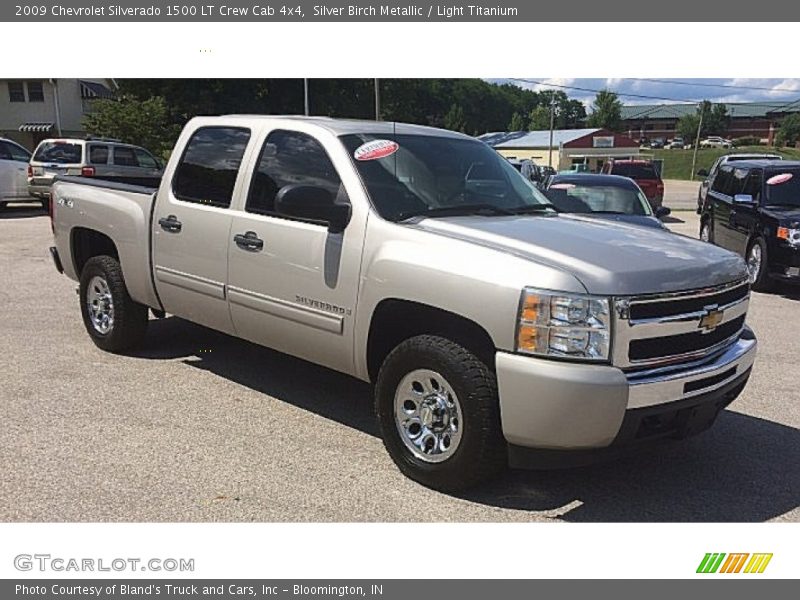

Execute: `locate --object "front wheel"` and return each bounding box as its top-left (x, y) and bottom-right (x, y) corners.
top-left (746, 237), bottom-right (772, 292)
top-left (375, 335), bottom-right (506, 492)
top-left (79, 255), bottom-right (149, 352)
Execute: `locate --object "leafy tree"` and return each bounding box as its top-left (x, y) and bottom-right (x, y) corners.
top-left (528, 106), bottom-right (551, 130)
top-left (444, 103), bottom-right (467, 132)
top-left (509, 112), bottom-right (527, 131)
top-left (698, 100), bottom-right (730, 136)
top-left (677, 113), bottom-right (701, 143)
top-left (83, 95), bottom-right (179, 157)
top-left (776, 113), bottom-right (800, 146)
top-left (587, 90), bottom-right (622, 131)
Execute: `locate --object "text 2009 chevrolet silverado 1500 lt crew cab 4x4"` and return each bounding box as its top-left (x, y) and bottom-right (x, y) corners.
top-left (50, 116), bottom-right (758, 491)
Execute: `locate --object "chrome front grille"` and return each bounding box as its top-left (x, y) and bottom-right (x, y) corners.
top-left (613, 279), bottom-right (750, 370)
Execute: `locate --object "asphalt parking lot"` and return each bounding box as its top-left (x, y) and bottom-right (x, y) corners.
top-left (1, 202), bottom-right (798, 523)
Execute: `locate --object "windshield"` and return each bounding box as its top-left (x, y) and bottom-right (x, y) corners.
top-left (546, 182), bottom-right (652, 216)
top-left (33, 141), bottom-right (83, 164)
top-left (765, 169), bottom-right (800, 207)
top-left (610, 163), bottom-right (658, 179)
top-left (340, 133), bottom-right (552, 221)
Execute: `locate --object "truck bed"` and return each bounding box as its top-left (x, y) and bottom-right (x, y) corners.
top-left (51, 176), bottom-right (162, 311)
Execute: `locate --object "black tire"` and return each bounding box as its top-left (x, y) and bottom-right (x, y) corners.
top-left (40, 198), bottom-right (49, 211)
top-left (79, 255), bottom-right (148, 352)
top-left (746, 237), bottom-right (772, 292)
top-left (375, 335), bottom-right (506, 492)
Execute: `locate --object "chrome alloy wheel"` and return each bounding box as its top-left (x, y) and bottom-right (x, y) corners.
top-left (394, 369), bottom-right (463, 463)
top-left (747, 243), bottom-right (762, 285)
top-left (86, 275), bottom-right (114, 334)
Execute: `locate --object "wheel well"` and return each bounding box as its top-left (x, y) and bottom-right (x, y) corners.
top-left (71, 228), bottom-right (119, 276)
top-left (366, 299), bottom-right (497, 382)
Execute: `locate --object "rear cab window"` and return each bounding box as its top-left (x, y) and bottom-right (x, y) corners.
top-left (173, 126), bottom-right (251, 208)
top-left (33, 141), bottom-right (83, 164)
top-left (611, 163), bottom-right (658, 179)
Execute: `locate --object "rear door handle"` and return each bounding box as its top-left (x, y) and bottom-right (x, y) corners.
top-left (158, 215), bottom-right (182, 232)
top-left (233, 231), bottom-right (264, 251)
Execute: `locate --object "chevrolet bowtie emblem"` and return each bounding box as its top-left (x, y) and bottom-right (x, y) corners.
top-left (699, 307), bottom-right (724, 332)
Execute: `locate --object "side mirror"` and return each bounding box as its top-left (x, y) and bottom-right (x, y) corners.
top-left (655, 206), bottom-right (671, 219)
top-left (275, 184), bottom-right (351, 233)
top-left (733, 194), bottom-right (755, 205)
top-left (696, 169), bottom-right (709, 177)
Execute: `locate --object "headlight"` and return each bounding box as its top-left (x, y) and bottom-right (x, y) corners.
top-left (777, 227), bottom-right (800, 247)
top-left (516, 288), bottom-right (611, 361)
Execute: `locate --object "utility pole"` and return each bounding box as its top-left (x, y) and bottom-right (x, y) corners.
top-left (547, 94), bottom-right (556, 168)
top-left (374, 78), bottom-right (380, 121)
top-left (690, 107), bottom-right (704, 179)
top-left (303, 79), bottom-right (309, 116)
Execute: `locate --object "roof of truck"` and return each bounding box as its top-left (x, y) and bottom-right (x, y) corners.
top-left (219, 115), bottom-right (471, 139)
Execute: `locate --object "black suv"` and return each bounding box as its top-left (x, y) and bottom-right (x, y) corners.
top-left (700, 160), bottom-right (800, 290)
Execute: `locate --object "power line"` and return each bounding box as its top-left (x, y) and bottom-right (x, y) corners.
top-left (627, 78), bottom-right (800, 94)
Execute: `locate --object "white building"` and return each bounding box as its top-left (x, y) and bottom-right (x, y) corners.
top-left (0, 79), bottom-right (117, 150)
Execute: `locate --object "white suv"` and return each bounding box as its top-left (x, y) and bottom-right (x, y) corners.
top-left (28, 138), bottom-right (162, 199)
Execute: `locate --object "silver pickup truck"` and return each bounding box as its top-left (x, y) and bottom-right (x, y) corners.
top-left (49, 116), bottom-right (757, 491)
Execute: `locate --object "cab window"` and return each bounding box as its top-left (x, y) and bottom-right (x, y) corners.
top-left (246, 130), bottom-right (342, 217)
top-left (89, 145), bottom-right (109, 164)
top-left (173, 126), bottom-right (251, 208)
top-left (134, 148), bottom-right (158, 169)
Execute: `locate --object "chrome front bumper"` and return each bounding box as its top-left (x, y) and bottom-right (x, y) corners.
top-left (496, 327), bottom-right (757, 450)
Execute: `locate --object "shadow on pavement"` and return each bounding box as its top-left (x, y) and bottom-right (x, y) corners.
top-left (136, 316), bottom-right (799, 522)
top-left (0, 204), bottom-right (46, 219)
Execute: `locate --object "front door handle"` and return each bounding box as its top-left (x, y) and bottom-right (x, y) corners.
top-left (233, 231), bottom-right (264, 251)
top-left (158, 215), bottom-right (182, 233)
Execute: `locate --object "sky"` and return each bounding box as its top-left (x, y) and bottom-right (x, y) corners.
top-left (494, 78), bottom-right (800, 107)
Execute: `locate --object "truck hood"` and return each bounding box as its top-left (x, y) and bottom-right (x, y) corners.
top-left (411, 214), bottom-right (747, 296)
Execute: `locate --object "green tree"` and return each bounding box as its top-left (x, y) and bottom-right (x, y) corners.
top-left (444, 103), bottom-right (467, 132)
top-left (677, 113), bottom-right (701, 143)
top-left (509, 112), bottom-right (527, 131)
top-left (698, 100), bottom-right (730, 136)
top-left (83, 95), bottom-right (179, 156)
top-left (587, 90), bottom-right (622, 131)
top-left (776, 113), bottom-right (800, 146)
top-left (528, 106), bottom-right (551, 130)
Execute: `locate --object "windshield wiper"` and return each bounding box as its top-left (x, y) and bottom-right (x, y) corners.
top-left (396, 204), bottom-right (515, 222)
top-left (507, 203), bottom-right (558, 214)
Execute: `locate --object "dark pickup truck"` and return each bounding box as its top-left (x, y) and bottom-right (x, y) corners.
top-left (700, 160), bottom-right (800, 290)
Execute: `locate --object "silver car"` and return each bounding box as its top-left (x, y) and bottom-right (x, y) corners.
top-left (28, 138), bottom-right (162, 199)
top-left (0, 137), bottom-right (33, 208)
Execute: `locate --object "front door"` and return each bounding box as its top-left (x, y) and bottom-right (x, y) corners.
top-left (0, 139), bottom-right (31, 199)
top-left (728, 169), bottom-right (761, 256)
top-left (226, 127), bottom-right (362, 374)
top-left (151, 125), bottom-right (252, 334)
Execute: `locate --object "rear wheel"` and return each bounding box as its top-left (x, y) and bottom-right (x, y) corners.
top-left (375, 335), bottom-right (506, 492)
top-left (746, 237), bottom-right (772, 292)
top-left (79, 255), bottom-right (148, 352)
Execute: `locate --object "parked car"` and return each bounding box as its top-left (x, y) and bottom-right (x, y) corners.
top-left (506, 158), bottom-right (544, 186)
top-left (0, 137), bottom-right (35, 209)
top-left (544, 174), bottom-right (670, 229)
top-left (49, 116), bottom-right (757, 491)
top-left (700, 136), bottom-right (732, 149)
top-left (700, 160), bottom-right (800, 290)
top-left (666, 137), bottom-right (685, 149)
top-left (696, 153), bottom-right (783, 213)
top-left (28, 137), bottom-right (163, 200)
top-left (601, 159), bottom-right (665, 209)
top-left (649, 138), bottom-right (665, 149)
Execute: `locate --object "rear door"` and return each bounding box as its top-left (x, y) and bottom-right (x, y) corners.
top-left (708, 165), bottom-right (737, 250)
top-left (226, 126), bottom-right (363, 374)
top-left (0, 140), bottom-right (31, 199)
top-left (151, 125), bottom-right (253, 334)
top-left (728, 168), bottom-right (761, 256)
